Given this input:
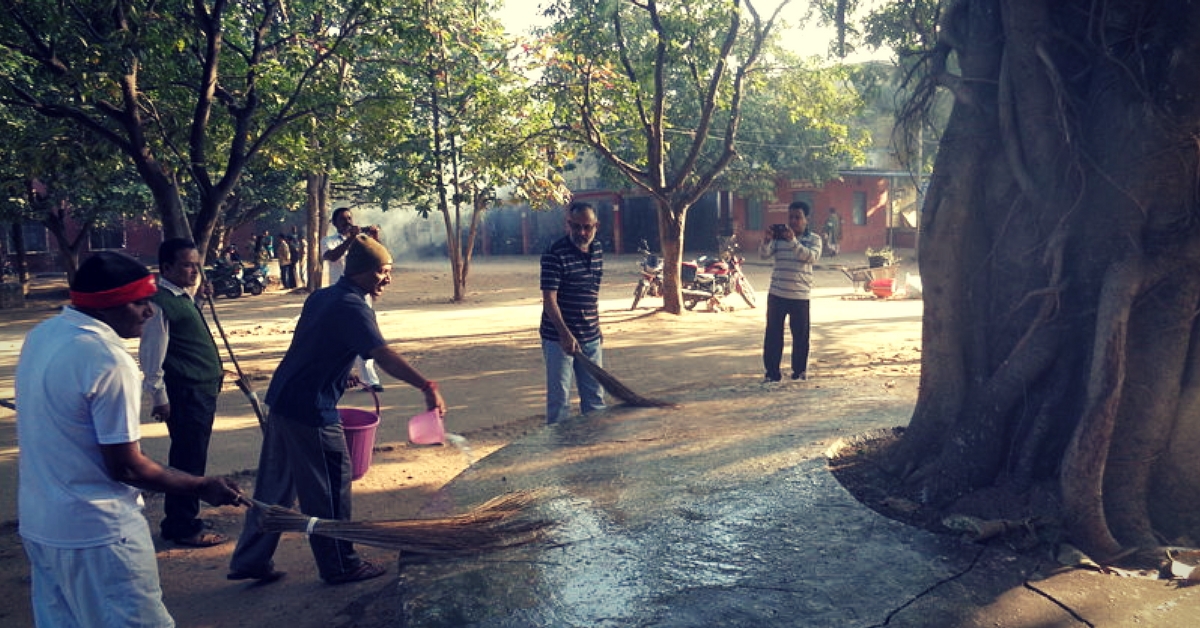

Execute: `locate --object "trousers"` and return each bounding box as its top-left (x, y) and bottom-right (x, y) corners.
top-left (762, 294), bottom-right (810, 379)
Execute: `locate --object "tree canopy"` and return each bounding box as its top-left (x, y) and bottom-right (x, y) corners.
top-left (541, 0), bottom-right (866, 313)
top-left (0, 0), bottom-right (376, 256)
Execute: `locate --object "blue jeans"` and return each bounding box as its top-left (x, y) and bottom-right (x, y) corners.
top-left (542, 338), bottom-right (606, 424)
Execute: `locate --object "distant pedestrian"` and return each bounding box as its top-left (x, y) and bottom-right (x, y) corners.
top-left (277, 232), bottom-right (295, 289)
top-left (291, 234), bottom-right (307, 288)
top-left (760, 201), bottom-right (822, 382)
top-left (823, 207), bottom-right (842, 257)
top-left (17, 251), bottom-right (241, 627)
top-left (539, 202), bottom-right (606, 424)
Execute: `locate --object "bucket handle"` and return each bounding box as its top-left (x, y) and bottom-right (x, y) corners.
top-left (349, 384), bottom-right (381, 418)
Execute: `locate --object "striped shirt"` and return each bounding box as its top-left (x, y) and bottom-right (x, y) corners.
top-left (760, 231), bottom-right (822, 300)
top-left (540, 236), bottom-right (604, 343)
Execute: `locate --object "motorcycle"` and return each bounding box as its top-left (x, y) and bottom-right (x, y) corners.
top-left (630, 239), bottom-right (664, 310)
top-left (680, 235), bottom-right (757, 311)
top-left (207, 260), bottom-right (245, 299)
top-left (240, 263), bottom-right (267, 296)
top-left (207, 260), bottom-right (267, 298)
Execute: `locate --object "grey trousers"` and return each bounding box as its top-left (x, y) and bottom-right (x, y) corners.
top-left (229, 410), bottom-right (365, 581)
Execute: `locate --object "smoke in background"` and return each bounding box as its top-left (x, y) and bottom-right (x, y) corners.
top-left (347, 205), bottom-right (448, 261)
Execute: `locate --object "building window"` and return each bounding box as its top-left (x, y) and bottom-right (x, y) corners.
top-left (22, 223), bottom-right (49, 252)
top-left (89, 222), bottom-right (126, 250)
top-left (745, 198), bottom-right (764, 231)
top-left (852, 191), bottom-right (867, 226)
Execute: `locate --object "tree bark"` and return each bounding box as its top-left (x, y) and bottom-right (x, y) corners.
top-left (889, 0), bottom-right (1200, 561)
top-left (306, 172), bottom-right (329, 290)
top-left (657, 201), bottom-right (686, 314)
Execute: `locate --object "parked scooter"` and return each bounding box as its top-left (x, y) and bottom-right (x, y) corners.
top-left (208, 260), bottom-right (245, 298)
top-left (240, 263), bottom-right (267, 296)
top-left (680, 234), bottom-right (757, 311)
top-left (208, 260), bottom-right (267, 298)
top-left (630, 239), bottom-right (664, 310)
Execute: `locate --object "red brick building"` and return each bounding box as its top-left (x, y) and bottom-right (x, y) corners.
top-left (475, 168), bottom-right (919, 258)
top-left (732, 169), bottom-right (918, 255)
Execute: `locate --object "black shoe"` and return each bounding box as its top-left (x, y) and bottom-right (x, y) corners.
top-left (791, 371), bottom-right (807, 381)
top-left (370, 384), bottom-right (385, 393)
top-left (227, 567), bottom-right (286, 583)
top-left (764, 373), bottom-right (782, 383)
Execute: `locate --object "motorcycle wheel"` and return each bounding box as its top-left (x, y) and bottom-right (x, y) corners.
top-left (223, 283), bottom-right (242, 299)
top-left (736, 275), bottom-right (758, 308)
top-left (684, 297), bottom-right (700, 311)
top-left (631, 280), bottom-right (648, 310)
top-left (247, 281), bottom-right (264, 296)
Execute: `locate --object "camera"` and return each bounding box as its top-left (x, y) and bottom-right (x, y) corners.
top-left (770, 224), bottom-right (791, 240)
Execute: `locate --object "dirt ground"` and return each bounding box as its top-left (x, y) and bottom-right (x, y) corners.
top-left (0, 253), bottom-right (925, 628)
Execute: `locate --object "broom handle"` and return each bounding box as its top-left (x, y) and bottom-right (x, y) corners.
top-left (203, 292), bottom-right (267, 429)
top-left (204, 294), bottom-right (246, 378)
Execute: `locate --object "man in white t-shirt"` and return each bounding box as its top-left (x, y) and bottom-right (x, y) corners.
top-left (16, 251), bottom-right (242, 627)
top-left (322, 208), bottom-right (359, 285)
top-left (323, 208), bottom-right (383, 391)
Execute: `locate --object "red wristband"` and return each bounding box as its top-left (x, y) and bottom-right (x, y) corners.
top-left (421, 380), bottom-right (438, 393)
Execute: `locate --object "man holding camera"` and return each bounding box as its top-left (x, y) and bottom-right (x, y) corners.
top-left (323, 208), bottom-right (384, 391)
top-left (759, 201), bottom-right (823, 382)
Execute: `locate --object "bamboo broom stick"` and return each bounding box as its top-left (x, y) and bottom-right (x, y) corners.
top-left (571, 349), bottom-right (678, 408)
top-left (249, 492), bottom-right (554, 555)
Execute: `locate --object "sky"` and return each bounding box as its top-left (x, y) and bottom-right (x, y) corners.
top-left (496, 0), bottom-right (892, 64)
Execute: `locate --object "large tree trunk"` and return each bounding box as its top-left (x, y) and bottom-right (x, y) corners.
top-left (889, 0), bottom-right (1200, 561)
top-left (657, 201), bottom-right (686, 314)
top-left (306, 172), bottom-right (329, 290)
top-left (41, 199), bottom-right (89, 284)
top-left (132, 157), bottom-right (189, 240)
top-left (9, 223), bottom-right (29, 287)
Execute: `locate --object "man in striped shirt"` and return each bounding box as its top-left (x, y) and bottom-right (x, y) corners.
top-left (540, 202), bottom-right (606, 424)
top-left (760, 201), bottom-right (823, 382)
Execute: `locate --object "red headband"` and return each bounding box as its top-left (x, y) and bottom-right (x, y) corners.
top-left (70, 275), bottom-right (157, 309)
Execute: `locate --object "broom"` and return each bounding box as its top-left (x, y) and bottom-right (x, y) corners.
top-left (247, 492), bottom-right (554, 556)
top-left (571, 349), bottom-right (677, 408)
top-left (203, 294), bottom-right (267, 429)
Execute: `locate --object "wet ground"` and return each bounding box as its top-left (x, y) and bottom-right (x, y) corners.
top-left (398, 379), bottom-right (1200, 628)
top-left (4, 257), bottom-right (1198, 626)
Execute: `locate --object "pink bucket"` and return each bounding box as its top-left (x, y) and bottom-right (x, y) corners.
top-left (408, 409), bottom-right (445, 445)
top-left (340, 388), bottom-right (381, 481)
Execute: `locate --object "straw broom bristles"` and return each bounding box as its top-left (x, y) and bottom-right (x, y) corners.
top-left (250, 492), bottom-right (553, 556)
top-left (572, 350), bottom-right (678, 408)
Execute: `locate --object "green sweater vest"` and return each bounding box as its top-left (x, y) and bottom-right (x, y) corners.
top-left (152, 288), bottom-right (223, 396)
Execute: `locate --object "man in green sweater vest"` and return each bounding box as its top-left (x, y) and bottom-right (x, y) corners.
top-left (139, 238), bottom-right (227, 546)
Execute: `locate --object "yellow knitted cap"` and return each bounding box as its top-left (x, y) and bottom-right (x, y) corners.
top-left (344, 233), bottom-right (392, 276)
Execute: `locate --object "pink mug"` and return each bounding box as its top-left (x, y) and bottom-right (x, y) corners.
top-left (408, 409), bottom-right (445, 445)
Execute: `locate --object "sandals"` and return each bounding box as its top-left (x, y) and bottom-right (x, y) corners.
top-left (324, 561), bottom-right (387, 585)
top-left (170, 531), bottom-right (228, 548)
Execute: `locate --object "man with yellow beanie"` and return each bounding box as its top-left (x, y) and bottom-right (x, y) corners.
top-left (230, 234), bottom-right (446, 585)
